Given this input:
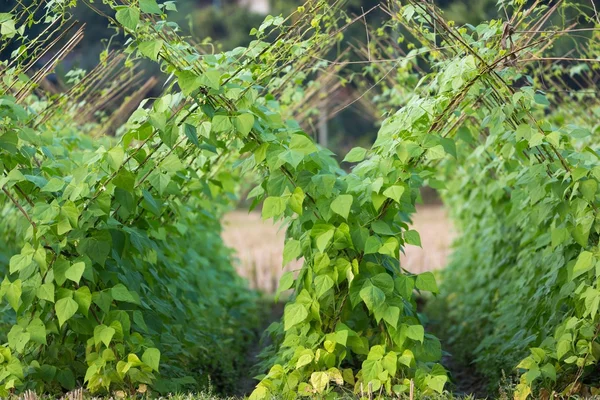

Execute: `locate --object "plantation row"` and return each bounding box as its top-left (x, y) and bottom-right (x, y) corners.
top-left (359, 4), bottom-right (600, 397)
top-left (1, 0), bottom-right (600, 398)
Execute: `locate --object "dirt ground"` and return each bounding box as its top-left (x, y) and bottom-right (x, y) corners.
top-left (222, 205), bottom-right (455, 293)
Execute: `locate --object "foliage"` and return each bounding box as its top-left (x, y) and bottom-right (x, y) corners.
top-left (0, 1), bottom-right (262, 395)
top-left (3, 0), bottom-right (600, 399)
top-left (1, 0), bottom-right (450, 397)
top-left (357, 1), bottom-right (600, 398)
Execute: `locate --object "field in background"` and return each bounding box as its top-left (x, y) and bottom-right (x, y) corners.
top-left (223, 205), bottom-right (455, 293)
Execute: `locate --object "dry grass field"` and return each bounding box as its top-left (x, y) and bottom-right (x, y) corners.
top-left (222, 205), bottom-right (455, 293)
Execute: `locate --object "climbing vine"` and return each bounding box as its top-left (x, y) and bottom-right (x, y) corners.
top-left (358, 1), bottom-right (600, 398)
top-left (1, 0), bottom-right (600, 398)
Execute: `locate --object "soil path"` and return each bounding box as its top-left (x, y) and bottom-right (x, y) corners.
top-left (234, 300), bottom-right (284, 396)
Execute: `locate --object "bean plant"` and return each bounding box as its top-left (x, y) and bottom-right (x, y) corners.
top-left (1, 0), bottom-right (600, 399)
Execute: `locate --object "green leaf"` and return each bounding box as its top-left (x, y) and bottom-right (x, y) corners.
top-left (395, 275), bottom-right (415, 299)
top-left (310, 371), bottom-right (329, 393)
top-left (330, 194), bottom-right (353, 220)
top-left (142, 189), bottom-right (162, 215)
top-left (382, 351), bottom-right (397, 376)
top-left (262, 196), bottom-right (287, 220)
top-left (199, 69), bottom-right (221, 90)
top-left (1, 19), bottom-right (17, 38)
top-left (557, 340), bottom-right (571, 360)
top-left (368, 345), bottom-right (385, 360)
top-left (415, 272), bottom-right (438, 293)
top-left (316, 229), bottom-right (334, 253)
top-left (113, 170), bottom-right (135, 190)
top-left (425, 145), bottom-right (445, 160)
top-left (290, 134), bottom-right (317, 155)
top-left (36, 282), bottom-right (55, 303)
top-left (378, 237), bottom-right (399, 257)
top-left (115, 6), bottom-right (139, 31)
top-left (361, 359), bottom-right (383, 382)
top-left (541, 363), bottom-right (556, 382)
top-left (315, 275), bottom-right (334, 298)
top-left (177, 71), bottom-right (201, 96)
top-left (158, 125), bottom-right (178, 149)
top-left (296, 352), bottom-right (313, 369)
top-left (279, 150), bottom-right (304, 169)
top-left (57, 370), bottom-right (75, 390)
top-left (249, 386), bottom-right (268, 400)
top-left (427, 373), bottom-right (447, 394)
top-left (25, 175), bottom-right (48, 189)
top-left (233, 113), bottom-right (255, 136)
top-left (572, 167), bottom-right (588, 182)
top-left (529, 132), bottom-right (544, 148)
top-left (398, 349), bottom-right (414, 367)
top-left (372, 221), bottom-right (395, 236)
top-left (371, 273), bottom-right (395, 295)
top-left (284, 303), bottom-right (308, 330)
top-left (343, 147), bottom-right (367, 163)
top-left (107, 147), bottom-right (124, 171)
top-left (41, 177), bottom-right (65, 192)
top-left (533, 93), bottom-right (550, 106)
top-left (94, 324), bottom-right (116, 347)
top-left (138, 39), bottom-right (163, 60)
top-left (571, 128), bottom-right (591, 139)
top-left (8, 326), bottom-right (29, 353)
top-left (143, 348), bottom-right (161, 371)
top-left (57, 217), bottom-right (71, 236)
top-left (78, 237), bottom-right (110, 267)
top-left (65, 262), bottom-right (85, 284)
top-left (111, 284), bottom-right (139, 304)
top-left (184, 123), bottom-right (200, 147)
top-left (364, 236), bottom-right (382, 254)
top-left (551, 227), bottom-right (568, 249)
top-left (55, 297), bottom-right (78, 327)
top-left (92, 291), bottom-right (112, 314)
top-left (572, 251), bottom-right (594, 280)
top-left (406, 325), bottom-right (424, 343)
top-left (360, 283), bottom-right (385, 311)
top-left (572, 223), bottom-right (591, 247)
top-left (6, 279), bottom-right (21, 311)
top-left (74, 287), bottom-right (92, 315)
top-left (27, 318), bottom-right (46, 345)
top-left (9, 253), bottom-right (32, 274)
top-left (275, 271), bottom-right (294, 301)
top-left (140, 0), bottom-right (161, 14)
top-left (283, 239), bottom-right (301, 266)
top-left (212, 115), bottom-right (232, 132)
top-left (580, 179), bottom-right (598, 202)
top-left (33, 201), bottom-right (59, 223)
top-left (405, 230), bottom-right (421, 246)
top-left (289, 187), bottom-right (305, 215)
top-left (314, 253), bottom-right (331, 274)
top-left (516, 124), bottom-right (533, 141)
top-left (383, 185), bottom-right (405, 203)
top-left (335, 330), bottom-right (349, 347)
top-left (371, 192), bottom-right (386, 211)
top-left (382, 306), bottom-right (400, 328)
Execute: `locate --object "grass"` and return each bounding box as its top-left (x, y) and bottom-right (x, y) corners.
top-left (13, 380), bottom-right (600, 399)
top-left (12, 390), bottom-right (492, 399)
top-left (159, 393), bottom-right (485, 399)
